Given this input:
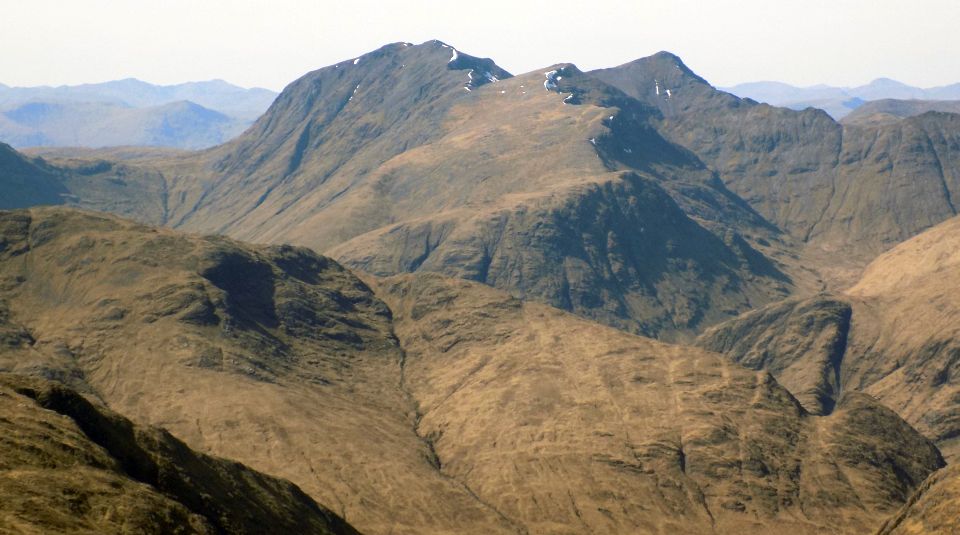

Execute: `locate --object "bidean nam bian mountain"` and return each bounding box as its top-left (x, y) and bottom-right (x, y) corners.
top-left (1, 39), bottom-right (960, 535)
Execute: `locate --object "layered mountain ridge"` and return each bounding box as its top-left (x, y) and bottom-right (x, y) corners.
top-left (0, 78), bottom-right (277, 150)
top-left (3, 40), bottom-right (960, 534)
top-left (592, 53), bottom-right (960, 269)
top-left (0, 207), bottom-right (949, 534)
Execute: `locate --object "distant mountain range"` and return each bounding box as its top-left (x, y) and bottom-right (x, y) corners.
top-left (0, 79), bottom-right (277, 149)
top-left (841, 98), bottom-right (960, 126)
top-left (724, 78), bottom-right (960, 118)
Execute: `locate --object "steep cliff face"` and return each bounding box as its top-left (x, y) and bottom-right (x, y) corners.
top-left (333, 171), bottom-right (789, 340)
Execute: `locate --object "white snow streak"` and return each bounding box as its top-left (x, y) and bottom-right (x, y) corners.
top-left (544, 70), bottom-right (559, 91)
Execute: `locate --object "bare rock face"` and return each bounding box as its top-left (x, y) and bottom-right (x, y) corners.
top-left (0, 373), bottom-right (358, 535)
top-left (0, 142), bottom-right (68, 209)
top-left (371, 273), bottom-right (943, 535)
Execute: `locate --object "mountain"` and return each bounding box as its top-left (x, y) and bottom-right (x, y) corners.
top-left (0, 41), bottom-right (801, 341)
top-left (0, 78), bottom-right (277, 121)
top-left (697, 214), bottom-right (960, 461)
top-left (0, 142), bottom-right (68, 208)
top-left (0, 79), bottom-right (277, 149)
top-left (876, 465), bottom-right (960, 535)
top-left (0, 100), bottom-right (247, 149)
top-left (592, 53), bottom-right (960, 271)
top-left (0, 373), bottom-right (358, 534)
top-left (842, 99), bottom-right (960, 126)
top-left (0, 206), bottom-right (523, 534)
top-left (724, 79), bottom-right (960, 119)
top-left (134, 41), bottom-right (806, 340)
top-left (0, 207), bottom-right (947, 534)
top-left (373, 272), bottom-right (943, 534)
top-left (8, 44), bottom-right (960, 334)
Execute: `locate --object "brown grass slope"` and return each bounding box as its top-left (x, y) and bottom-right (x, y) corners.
top-left (3, 42), bottom-right (803, 341)
top-left (592, 53), bottom-right (960, 269)
top-left (0, 208), bottom-right (947, 534)
top-left (875, 465), bottom-right (960, 535)
top-left (698, 214), bottom-right (960, 460)
top-left (0, 207), bottom-right (518, 535)
top-left (370, 273), bottom-right (944, 535)
top-left (0, 373), bottom-right (358, 535)
top-left (168, 42), bottom-right (801, 341)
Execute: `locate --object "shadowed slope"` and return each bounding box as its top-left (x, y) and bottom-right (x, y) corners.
top-left (16, 42), bottom-right (796, 340)
top-left (0, 373), bottom-right (359, 534)
top-left (592, 53), bottom-right (960, 269)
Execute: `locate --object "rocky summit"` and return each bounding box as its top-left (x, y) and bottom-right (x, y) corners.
top-left (2, 37), bottom-right (960, 535)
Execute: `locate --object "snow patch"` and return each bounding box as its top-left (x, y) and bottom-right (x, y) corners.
top-left (624, 148), bottom-right (633, 154)
top-left (655, 80), bottom-right (660, 95)
top-left (563, 94), bottom-right (574, 104)
top-left (544, 70), bottom-right (559, 91)
top-left (449, 49), bottom-right (458, 63)
top-left (666, 89), bottom-right (672, 98)
top-left (484, 71), bottom-right (499, 83)
top-left (353, 58), bottom-right (360, 65)
top-left (589, 138), bottom-right (597, 145)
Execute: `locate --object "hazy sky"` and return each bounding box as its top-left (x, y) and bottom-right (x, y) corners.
top-left (2, 0), bottom-right (957, 91)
